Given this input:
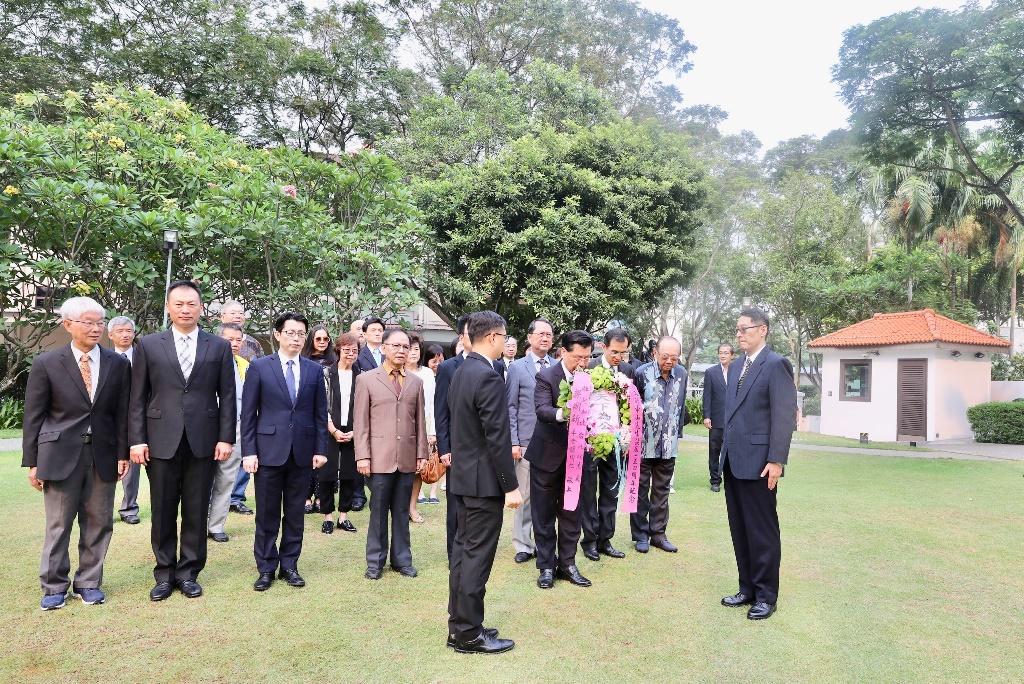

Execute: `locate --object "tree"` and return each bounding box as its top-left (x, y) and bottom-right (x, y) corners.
top-left (0, 85), bottom-right (425, 394)
top-left (410, 120), bottom-right (708, 334)
top-left (834, 0), bottom-right (1024, 228)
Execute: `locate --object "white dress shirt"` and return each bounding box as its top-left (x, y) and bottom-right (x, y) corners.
top-left (70, 343), bottom-right (101, 398)
top-left (171, 325), bottom-right (199, 375)
top-left (337, 368), bottom-right (353, 426)
top-left (279, 351), bottom-right (301, 393)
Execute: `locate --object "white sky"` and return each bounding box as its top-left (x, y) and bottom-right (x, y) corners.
top-left (641, 0), bottom-right (969, 150)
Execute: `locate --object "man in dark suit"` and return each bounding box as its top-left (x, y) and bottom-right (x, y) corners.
top-left (355, 316), bottom-right (385, 372)
top-left (107, 315), bottom-right (142, 525)
top-left (447, 311), bottom-right (522, 654)
top-left (240, 312), bottom-right (329, 591)
top-left (579, 327), bottom-right (634, 562)
top-left (129, 280), bottom-right (236, 601)
top-left (702, 342), bottom-right (735, 492)
top-left (24, 297), bottom-right (131, 610)
top-left (435, 314), bottom-right (471, 558)
top-left (525, 330), bottom-right (594, 590)
top-left (720, 307), bottom-right (797, 621)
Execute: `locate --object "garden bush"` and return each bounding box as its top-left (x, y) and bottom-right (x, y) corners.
top-left (966, 402), bottom-right (1024, 444)
top-left (685, 397), bottom-right (703, 425)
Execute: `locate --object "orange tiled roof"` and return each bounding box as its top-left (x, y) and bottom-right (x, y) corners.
top-left (808, 309), bottom-right (1010, 349)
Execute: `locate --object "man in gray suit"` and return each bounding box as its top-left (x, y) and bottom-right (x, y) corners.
top-left (23, 297), bottom-right (131, 610)
top-left (505, 318), bottom-right (555, 564)
top-left (108, 315), bottom-right (141, 524)
top-left (129, 280), bottom-right (236, 602)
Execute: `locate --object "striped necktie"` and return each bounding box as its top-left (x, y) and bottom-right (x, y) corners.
top-left (178, 335), bottom-right (193, 380)
top-left (736, 356), bottom-right (752, 391)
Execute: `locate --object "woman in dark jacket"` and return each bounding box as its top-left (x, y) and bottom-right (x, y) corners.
top-left (319, 332), bottom-right (361, 534)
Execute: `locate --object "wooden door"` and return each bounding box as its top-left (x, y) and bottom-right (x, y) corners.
top-left (897, 359), bottom-right (928, 441)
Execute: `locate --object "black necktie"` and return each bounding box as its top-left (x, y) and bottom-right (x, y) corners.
top-left (736, 357), bottom-right (752, 390)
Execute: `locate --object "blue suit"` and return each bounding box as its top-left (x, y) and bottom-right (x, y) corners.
top-left (721, 346), bottom-right (796, 606)
top-left (702, 363), bottom-right (729, 486)
top-left (240, 354), bottom-right (329, 573)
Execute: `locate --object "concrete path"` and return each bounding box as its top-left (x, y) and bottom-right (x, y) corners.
top-left (0, 437), bottom-right (20, 452)
top-left (681, 434), bottom-right (1023, 463)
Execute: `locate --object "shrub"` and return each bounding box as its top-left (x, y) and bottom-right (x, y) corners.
top-left (0, 398), bottom-right (23, 430)
top-left (991, 354), bottom-right (1024, 381)
top-left (802, 393), bottom-right (821, 416)
top-left (685, 397), bottom-right (703, 425)
top-left (966, 402), bottom-right (1024, 444)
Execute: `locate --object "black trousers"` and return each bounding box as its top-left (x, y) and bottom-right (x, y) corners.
top-left (319, 478), bottom-right (355, 515)
top-left (365, 472), bottom-right (414, 570)
top-left (253, 453), bottom-right (310, 573)
top-left (580, 452), bottom-right (620, 548)
top-left (530, 464), bottom-right (582, 570)
top-left (630, 458), bottom-right (675, 543)
top-left (446, 486), bottom-right (464, 559)
top-left (147, 435), bottom-right (216, 583)
top-left (709, 428), bottom-right (724, 485)
top-left (447, 494), bottom-right (503, 642)
top-left (352, 474), bottom-right (367, 504)
top-left (723, 456), bottom-right (781, 604)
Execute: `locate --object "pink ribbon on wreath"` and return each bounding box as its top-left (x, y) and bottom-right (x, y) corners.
top-left (563, 370), bottom-right (593, 511)
top-left (621, 381), bottom-right (644, 513)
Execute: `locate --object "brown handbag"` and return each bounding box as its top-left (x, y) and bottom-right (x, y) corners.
top-left (419, 442), bottom-right (445, 485)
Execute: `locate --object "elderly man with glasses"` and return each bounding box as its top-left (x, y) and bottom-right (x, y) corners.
top-left (630, 335), bottom-right (689, 554)
top-left (107, 315), bottom-right (143, 525)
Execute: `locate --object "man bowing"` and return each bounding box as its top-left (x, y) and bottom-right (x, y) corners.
top-left (720, 307), bottom-right (796, 621)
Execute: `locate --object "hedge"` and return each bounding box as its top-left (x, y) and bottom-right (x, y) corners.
top-left (966, 402), bottom-right (1024, 444)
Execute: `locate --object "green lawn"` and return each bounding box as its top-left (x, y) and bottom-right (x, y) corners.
top-left (683, 423), bottom-right (928, 451)
top-left (0, 429), bottom-right (20, 439)
top-left (2, 445), bottom-right (1022, 683)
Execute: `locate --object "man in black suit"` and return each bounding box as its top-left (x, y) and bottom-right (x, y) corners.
top-left (23, 297), bottom-right (131, 610)
top-left (129, 280), bottom-right (236, 601)
top-left (720, 307), bottom-right (797, 621)
top-left (702, 342), bottom-right (735, 492)
top-left (241, 312), bottom-right (329, 591)
top-left (446, 311), bottom-right (522, 655)
top-left (435, 314), bottom-right (471, 558)
top-left (580, 327), bottom-right (634, 561)
top-left (525, 330), bottom-right (594, 590)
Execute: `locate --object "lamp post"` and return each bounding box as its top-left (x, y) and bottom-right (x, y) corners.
top-left (161, 228), bottom-right (179, 329)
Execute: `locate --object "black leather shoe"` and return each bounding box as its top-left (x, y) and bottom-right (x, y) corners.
top-left (253, 572), bottom-right (274, 592)
top-left (747, 601), bottom-right (776, 620)
top-left (634, 539), bottom-right (650, 553)
top-left (537, 569), bottom-right (555, 589)
top-left (207, 532), bottom-right (229, 543)
top-left (321, 520), bottom-right (334, 534)
top-left (120, 514), bottom-right (141, 524)
top-left (230, 502), bottom-right (254, 515)
top-left (721, 592), bottom-right (755, 607)
top-left (598, 541), bottom-right (626, 559)
top-left (710, 483), bottom-right (721, 492)
top-left (453, 632), bottom-right (515, 655)
top-left (447, 627), bottom-right (498, 648)
top-left (365, 567), bottom-right (383, 580)
top-left (555, 565), bottom-right (592, 587)
top-left (304, 501), bottom-right (315, 514)
top-left (338, 519), bottom-right (356, 533)
top-left (392, 565), bottom-right (418, 578)
top-left (513, 551), bottom-right (535, 563)
top-left (651, 537), bottom-right (678, 553)
top-left (177, 579), bottom-right (203, 598)
top-left (149, 581), bottom-right (174, 602)
top-left (351, 498), bottom-right (367, 512)
top-left (278, 568), bottom-right (305, 587)
top-left (582, 545), bottom-right (600, 562)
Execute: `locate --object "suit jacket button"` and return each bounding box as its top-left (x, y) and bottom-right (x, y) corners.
top-left (184, 388), bottom-right (189, 393)
top-left (288, 423), bottom-right (293, 429)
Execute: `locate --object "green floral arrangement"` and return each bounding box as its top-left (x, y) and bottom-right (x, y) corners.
top-left (556, 365), bottom-right (635, 460)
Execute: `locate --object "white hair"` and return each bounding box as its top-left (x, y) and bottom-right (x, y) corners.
top-left (107, 315), bottom-right (136, 333)
top-left (59, 296), bottom-right (105, 322)
top-left (221, 300), bottom-right (245, 313)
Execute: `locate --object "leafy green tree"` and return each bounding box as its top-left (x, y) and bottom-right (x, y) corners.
top-left (410, 120), bottom-right (708, 333)
top-left (0, 85), bottom-right (424, 393)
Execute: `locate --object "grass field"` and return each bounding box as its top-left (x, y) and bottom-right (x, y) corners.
top-left (683, 423), bottom-right (928, 451)
top-left (0, 429), bottom-right (21, 439)
top-left (2, 444), bottom-right (1022, 683)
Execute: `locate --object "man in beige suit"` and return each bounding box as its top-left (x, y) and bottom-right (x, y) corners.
top-left (354, 329), bottom-right (428, 580)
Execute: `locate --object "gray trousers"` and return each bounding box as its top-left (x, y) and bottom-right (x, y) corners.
top-left (208, 433), bottom-right (242, 534)
top-left (511, 457), bottom-right (534, 554)
top-left (118, 462), bottom-right (140, 517)
top-left (365, 472), bottom-right (414, 570)
top-left (40, 445), bottom-right (116, 594)
top-left (630, 458), bottom-right (676, 543)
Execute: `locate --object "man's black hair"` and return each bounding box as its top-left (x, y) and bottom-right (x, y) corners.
top-left (274, 311), bottom-right (309, 332)
top-left (561, 330), bottom-right (594, 351)
top-left (468, 311), bottom-right (507, 344)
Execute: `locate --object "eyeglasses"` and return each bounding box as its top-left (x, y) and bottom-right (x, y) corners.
top-left (735, 324), bottom-right (764, 335)
top-left (313, 336), bottom-right (330, 342)
top-left (68, 319), bottom-right (107, 329)
top-left (387, 343), bottom-right (411, 351)
top-left (279, 330), bottom-right (307, 339)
